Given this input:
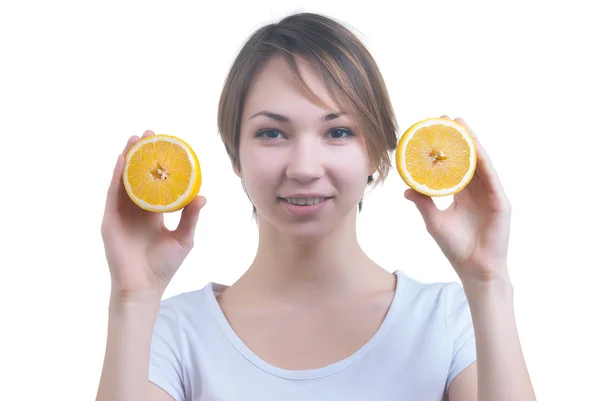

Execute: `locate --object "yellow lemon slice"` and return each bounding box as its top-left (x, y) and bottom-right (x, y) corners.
top-left (395, 117), bottom-right (476, 197)
top-left (122, 134), bottom-right (201, 212)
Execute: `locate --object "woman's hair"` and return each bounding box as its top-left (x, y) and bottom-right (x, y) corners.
top-left (217, 12), bottom-right (398, 215)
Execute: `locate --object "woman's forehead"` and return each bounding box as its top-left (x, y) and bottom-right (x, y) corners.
top-left (244, 57), bottom-right (340, 114)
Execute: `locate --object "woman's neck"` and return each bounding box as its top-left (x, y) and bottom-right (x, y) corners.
top-left (230, 213), bottom-right (391, 307)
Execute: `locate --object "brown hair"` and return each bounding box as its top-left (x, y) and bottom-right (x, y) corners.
top-left (217, 12), bottom-right (398, 215)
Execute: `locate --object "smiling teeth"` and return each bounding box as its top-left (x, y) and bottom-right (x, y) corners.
top-left (286, 197), bottom-right (326, 205)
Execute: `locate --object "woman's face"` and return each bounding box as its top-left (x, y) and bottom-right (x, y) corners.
top-left (237, 55), bottom-right (375, 241)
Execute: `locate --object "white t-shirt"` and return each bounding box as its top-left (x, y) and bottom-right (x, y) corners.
top-left (149, 270), bottom-right (476, 401)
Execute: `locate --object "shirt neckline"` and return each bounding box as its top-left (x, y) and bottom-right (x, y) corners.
top-left (204, 270), bottom-right (406, 380)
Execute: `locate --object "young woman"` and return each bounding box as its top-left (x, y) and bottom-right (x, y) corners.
top-left (96, 12), bottom-right (536, 401)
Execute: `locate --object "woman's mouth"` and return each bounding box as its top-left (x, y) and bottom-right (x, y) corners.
top-left (280, 197), bottom-right (329, 206)
top-left (277, 196), bottom-right (333, 216)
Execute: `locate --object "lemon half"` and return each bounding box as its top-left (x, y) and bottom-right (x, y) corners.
top-left (122, 134), bottom-right (201, 212)
top-left (396, 118), bottom-right (477, 197)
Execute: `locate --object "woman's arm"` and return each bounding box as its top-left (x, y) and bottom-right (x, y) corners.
top-left (448, 272), bottom-right (536, 401)
top-left (404, 117), bottom-right (536, 400)
top-left (95, 294), bottom-right (166, 401)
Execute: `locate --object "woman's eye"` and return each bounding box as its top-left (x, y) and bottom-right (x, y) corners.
top-left (257, 129), bottom-right (283, 139)
top-left (328, 128), bottom-right (354, 140)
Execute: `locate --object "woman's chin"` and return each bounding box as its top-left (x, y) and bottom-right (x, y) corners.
top-left (257, 216), bottom-right (333, 244)
top-left (256, 202), bottom-right (356, 244)
top-left (279, 220), bottom-right (343, 244)
top-left (287, 231), bottom-right (329, 245)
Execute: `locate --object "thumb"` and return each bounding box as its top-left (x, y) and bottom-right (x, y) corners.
top-left (404, 189), bottom-right (442, 234)
top-left (173, 196), bottom-right (207, 248)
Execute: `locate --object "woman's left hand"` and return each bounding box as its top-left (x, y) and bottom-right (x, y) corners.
top-left (404, 116), bottom-right (512, 282)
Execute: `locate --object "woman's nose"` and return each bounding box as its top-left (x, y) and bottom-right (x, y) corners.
top-left (285, 138), bottom-right (325, 182)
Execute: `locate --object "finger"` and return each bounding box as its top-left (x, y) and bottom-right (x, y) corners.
top-left (142, 130), bottom-right (154, 139)
top-left (122, 135), bottom-right (140, 156)
top-left (104, 153), bottom-right (125, 214)
top-left (106, 135), bottom-right (140, 214)
top-left (172, 196), bottom-right (207, 248)
top-left (404, 189), bottom-right (443, 235)
top-left (454, 117), bottom-right (507, 197)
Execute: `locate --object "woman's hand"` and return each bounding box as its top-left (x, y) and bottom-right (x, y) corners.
top-left (100, 130), bottom-right (207, 300)
top-left (404, 116), bottom-right (512, 282)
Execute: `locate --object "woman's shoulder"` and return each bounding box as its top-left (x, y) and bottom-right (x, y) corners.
top-left (392, 270), bottom-right (471, 320)
top-left (393, 269), bottom-right (464, 296)
top-left (154, 282), bottom-right (221, 327)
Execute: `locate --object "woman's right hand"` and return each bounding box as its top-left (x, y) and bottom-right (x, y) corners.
top-left (100, 130), bottom-right (207, 301)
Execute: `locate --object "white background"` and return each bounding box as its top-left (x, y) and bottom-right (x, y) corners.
top-left (1, 0), bottom-right (598, 399)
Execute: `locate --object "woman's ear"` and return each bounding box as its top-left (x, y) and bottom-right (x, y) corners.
top-left (232, 160), bottom-right (242, 178)
top-left (369, 160), bottom-right (378, 177)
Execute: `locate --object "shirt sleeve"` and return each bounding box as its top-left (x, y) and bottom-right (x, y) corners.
top-left (444, 281), bottom-right (477, 390)
top-left (148, 300), bottom-right (186, 401)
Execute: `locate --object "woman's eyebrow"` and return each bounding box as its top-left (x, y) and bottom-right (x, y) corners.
top-left (249, 110), bottom-right (345, 124)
